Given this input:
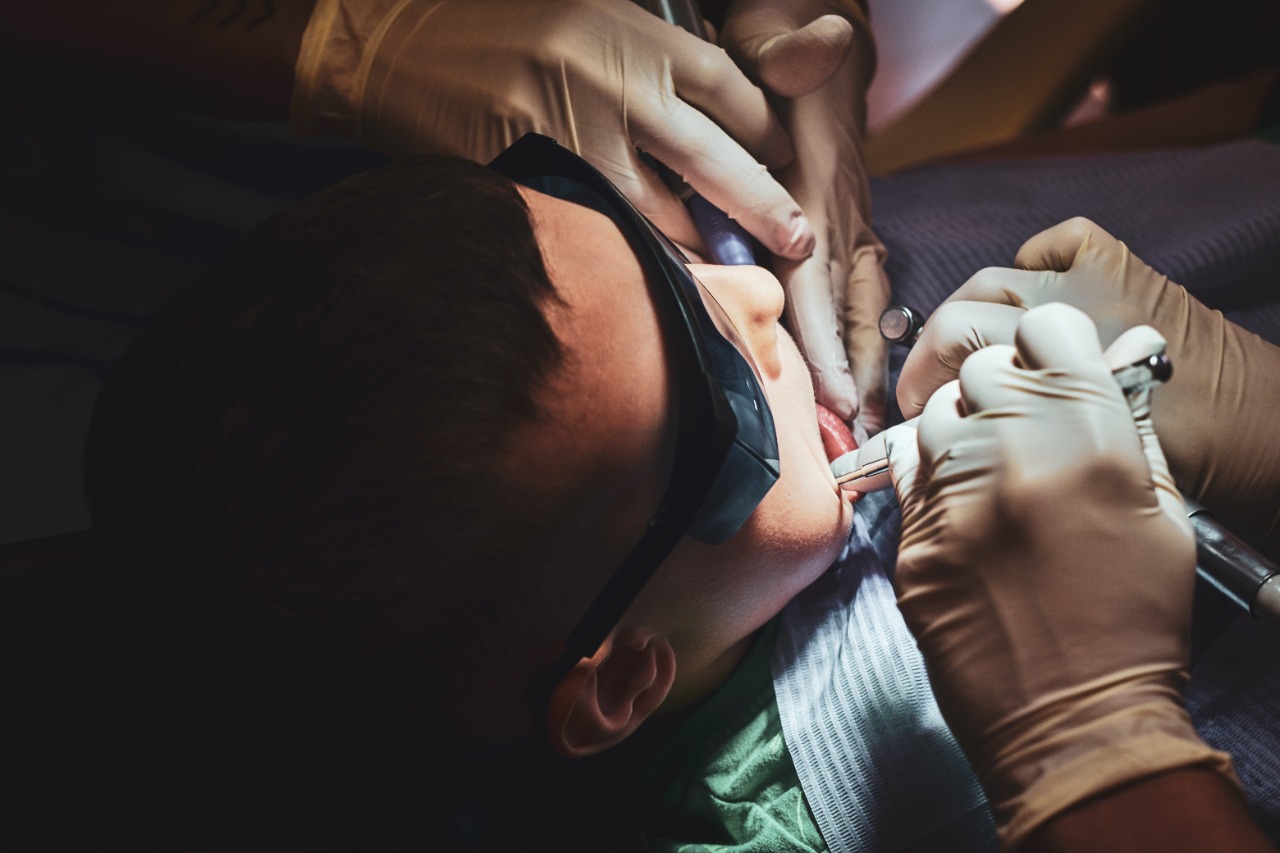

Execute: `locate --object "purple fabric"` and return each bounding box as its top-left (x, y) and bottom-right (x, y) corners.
top-left (870, 139), bottom-right (1280, 340)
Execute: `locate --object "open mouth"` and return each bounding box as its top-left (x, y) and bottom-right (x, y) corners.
top-left (815, 403), bottom-right (857, 463)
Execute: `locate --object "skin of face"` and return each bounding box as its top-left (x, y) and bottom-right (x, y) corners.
top-left (516, 187), bottom-right (856, 713)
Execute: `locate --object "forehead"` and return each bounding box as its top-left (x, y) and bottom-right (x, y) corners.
top-left (517, 186), bottom-right (665, 392)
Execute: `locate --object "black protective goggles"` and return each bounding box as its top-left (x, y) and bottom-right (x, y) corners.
top-left (488, 133), bottom-right (780, 687)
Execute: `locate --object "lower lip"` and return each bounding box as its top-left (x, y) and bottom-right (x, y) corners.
top-left (816, 404), bottom-right (857, 462)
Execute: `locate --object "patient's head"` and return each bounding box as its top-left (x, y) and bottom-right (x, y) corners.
top-left (84, 150), bottom-right (852, 761)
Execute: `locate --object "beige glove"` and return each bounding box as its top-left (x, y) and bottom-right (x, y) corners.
top-left (885, 303), bottom-right (1239, 848)
top-left (720, 0), bottom-right (889, 438)
top-left (897, 217), bottom-right (1280, 536)
top-left (291, 0), bottom-right (816, 262)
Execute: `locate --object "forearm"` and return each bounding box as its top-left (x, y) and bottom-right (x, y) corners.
top-left (1026, 768), bottom-right (1274, 853)
top-left (1, 0), bottom-right (316, 117)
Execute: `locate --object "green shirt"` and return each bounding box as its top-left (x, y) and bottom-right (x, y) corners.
top-left (637, 619), bottom-right (828, 853)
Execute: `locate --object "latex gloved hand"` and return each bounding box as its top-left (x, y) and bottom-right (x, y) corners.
top-left (720, 0), bottom-right (889, 439)
top-left (897, 217), bottom-right (1280, 536)
top-left (291, 0), bottom-right (816, 264)
top-left (885, 303), bottom-right (1239, 848)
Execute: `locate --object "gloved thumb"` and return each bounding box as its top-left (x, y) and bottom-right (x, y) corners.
top-left (1103, 325), bottom-right (1187, 525)
top-left (883, 416), bottom-right (923, 514)
top-left (895, 300), bottom-right (1024, 420)
top-left (729, 12), bottom-right (854, 98)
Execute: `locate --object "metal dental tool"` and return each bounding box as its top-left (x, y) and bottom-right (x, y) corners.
top-left (1186, 500), bottom-right (1280, 625)
top-left (846, 302), bottom-right (1280, 627)
top-left (633, 0), bottom-right (757, 266)
top-left (878, 304), bottom-right (926, 346)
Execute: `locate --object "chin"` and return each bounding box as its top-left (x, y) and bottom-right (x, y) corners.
top-left (769, 475), bottom-right (854, 570)
top-left (799, 515), bottom-right (852, 586)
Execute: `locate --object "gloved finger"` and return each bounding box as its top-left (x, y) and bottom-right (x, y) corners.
top-left (944, 261), bottom-right (1138, 351)
top-left (848, 340), bottom-right (885, 442)
top-left (954, 342), bottom-right (1024, 416)
top-left (896, 301), bottom-right (1025, 420)
top-left (722, 3), bottom-right (806, 76)
top-left (1013, 216), bottom-right (1118, 273)
top-left (986, 305), bottom-right (1126, 458)
top-left (843, 244), bottom-right (890, 436)
top-left (913, 377), bottom-right (969, 475)
top-left (1102, 323), bottom-right (1163, 363)
top-left (883, 417), bottom-right (923, 511)
top-left (777, 252), bottom-right (861, 423)
top-left (1011, 303), bottom-right (1113, 388)
top-left (606, 148), bottom-right (707, 256)
top-left (941, 264), bottom-right (1055, 312)
top-left (755, 14), bottom-right (855, 98)
top-left (634, 99), bottom-right (815, 259)
top-left (989, 306), bottom-right (1150, 491)
top-left (953, 315), bottom-right (1124, 474)
top-left (722, 0), bottom-right (856, 94)
top-left (1103, 325), bottom-right (1187, 524)
top-left (668, 36), bottom-right (795, 167)
top-left (1101, 323), bottom-right (1167, 397)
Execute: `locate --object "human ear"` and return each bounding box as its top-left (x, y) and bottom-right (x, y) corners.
top-left (545, 629), bottom-right (676, 759)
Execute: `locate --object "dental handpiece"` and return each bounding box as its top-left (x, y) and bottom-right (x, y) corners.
top-left (632, 0), bottom-right (757, 266)
top-left (1186, 500), bottom-right (1280, 625)
top-left (848, 303), bottom-right (1280, 627)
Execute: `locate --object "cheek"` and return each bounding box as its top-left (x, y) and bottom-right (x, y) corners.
top-left (636, 330), bottom-right (854, 633)
top-left (725, 332), bottom-right (854, 602)
top-left (699, 457), bottom-right (852, 620)
top-left (690, 501), bottom-right (846, 633)
top-left (643, 485), bottom-right (849, 635)
top-left (765, 358), bottom-right (852, 547)
top-left (749, 474), bottom-right (850, 579)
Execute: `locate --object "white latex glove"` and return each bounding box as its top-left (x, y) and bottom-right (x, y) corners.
top-left (897, 217), bottom-right (1280, 536)
top-left (885, 303), bottom-right (1239, 848)
top-left (291, 0), bottom-right (816, 263)
top-left (720, 0), bottom-right (889, 439)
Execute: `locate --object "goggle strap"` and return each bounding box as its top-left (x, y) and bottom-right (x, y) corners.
top-left (561, 511), bottom-right (684, 663)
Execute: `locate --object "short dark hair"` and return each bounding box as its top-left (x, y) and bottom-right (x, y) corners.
top-left (84, 155), bottom-right (571, 746)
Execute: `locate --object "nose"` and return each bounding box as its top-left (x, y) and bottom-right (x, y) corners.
top-left (688, 264), bottom-right (786, 377)
top-left (689, 263), bottom-right (785, 378)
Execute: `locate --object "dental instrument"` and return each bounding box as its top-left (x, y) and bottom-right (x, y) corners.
top-left (633, 0), bottom-right (757, 265)
top-left (1186, 499), bottom-right (1280, 625)
top-left (878, 303), bottom-right (926, 345)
